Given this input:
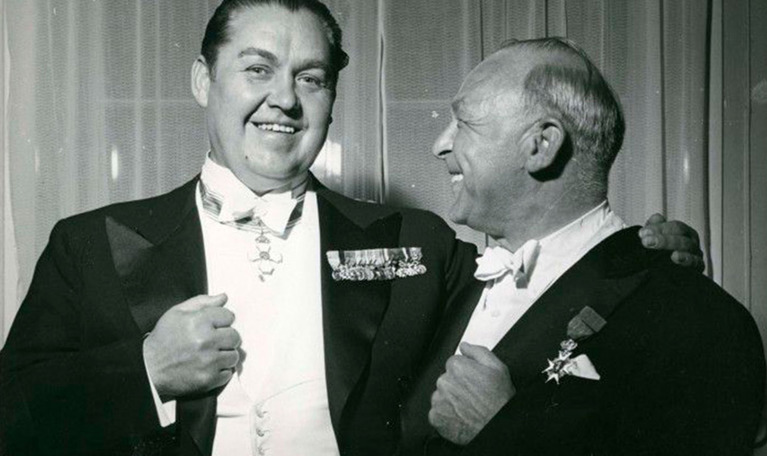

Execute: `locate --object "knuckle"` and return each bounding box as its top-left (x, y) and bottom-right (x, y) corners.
top-left (428, 409), bottom-right (440, 426)
top-left (446, 356), bottom-right (461, 373)
top-left (192, 334), bottom-right (209, 351)
top-left (431, 389), bottom-right (442, 406)
top-left (222, 351), bottom-right (237, 368)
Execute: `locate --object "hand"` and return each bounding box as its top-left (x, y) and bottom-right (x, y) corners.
top-left (143, 294), bottom-right (240, 398)
top-left (428, 342), bottom-right (515, 445)
top-left (640, 213), bottom-right (705, 272)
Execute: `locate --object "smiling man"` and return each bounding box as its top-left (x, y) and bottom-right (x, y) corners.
top-left (0, 3), bottom-right (480, 455)
top-left (400, 38), bottom-right (764, 456)
top-left (0, 3), bottom-right (705, 456)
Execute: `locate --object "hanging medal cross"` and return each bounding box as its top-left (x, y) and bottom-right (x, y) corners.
top-left (246, 218), bottom-right (283, 281)
top-left (542, 306), bottom-right (607, 385)
top-left (543, 339), bottom-right (578, 384)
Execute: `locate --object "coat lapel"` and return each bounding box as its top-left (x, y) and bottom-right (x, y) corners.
top-left (105, 178), bottom-right (206, 334)
top-left (420, 280), bottom-right (484, 387)
top-left (315, 183), bottom-right (402, 434)
top-left (492, 228), bottom-right (659, 390)
top-left (400, 279), bottom-right (485, 451)
top-left (105, 177), bottom-right (215, 456)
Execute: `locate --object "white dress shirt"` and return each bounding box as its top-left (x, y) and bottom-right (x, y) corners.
top-left (148, 157), bottom-right (339, 456)
top-left (458, 202), bottom-right (626, 350)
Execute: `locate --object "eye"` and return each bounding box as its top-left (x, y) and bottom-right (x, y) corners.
top-left (245, 65), bottom-right (271, 77)
top-left (297, 73), bottom-right (327, 89)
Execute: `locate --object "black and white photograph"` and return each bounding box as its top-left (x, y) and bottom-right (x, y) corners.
top-left (1, 1), bottom-right (765, 455)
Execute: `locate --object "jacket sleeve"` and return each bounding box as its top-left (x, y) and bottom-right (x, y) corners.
top-left (0, 220), bottom-right (170, 456)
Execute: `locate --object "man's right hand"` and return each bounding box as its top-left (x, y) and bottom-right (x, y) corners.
top-left (143, 294), bottom-right (240, 398)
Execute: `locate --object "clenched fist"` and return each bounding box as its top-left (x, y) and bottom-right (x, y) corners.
top-left (143, 294), bottom-right (241, 398)
top-left (429, 342), bottom-right (515, 445)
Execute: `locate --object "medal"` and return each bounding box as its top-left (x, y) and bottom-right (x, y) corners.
top-left (542, 306), bottom-right (607, 384)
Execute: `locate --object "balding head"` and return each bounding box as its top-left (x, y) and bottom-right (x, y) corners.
top-left (482, 38), bottom-right (625, 194)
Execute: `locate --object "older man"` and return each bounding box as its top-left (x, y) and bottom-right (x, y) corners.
top-left (401, 38), bottom-right (765, 456)
top-left (0, 3), bottom-right (703, 456)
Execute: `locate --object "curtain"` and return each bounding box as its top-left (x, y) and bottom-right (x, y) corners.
top-left (2, 0), bottom-right (766, 448)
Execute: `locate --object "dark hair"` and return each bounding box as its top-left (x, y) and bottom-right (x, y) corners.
top-left (500, 38), bottom-right (625, 191)
top-left (201, 0), bottom-right (349, 82)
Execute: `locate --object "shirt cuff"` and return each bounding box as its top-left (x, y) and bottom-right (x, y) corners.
top-left (142, 338), bottom-right (177, 427)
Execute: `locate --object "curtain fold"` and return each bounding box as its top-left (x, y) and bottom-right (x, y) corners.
top-left (1, 0), bottom-right (11, 341)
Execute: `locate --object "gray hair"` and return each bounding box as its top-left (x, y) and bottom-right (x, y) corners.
top-left (501, 38), bottom-right (625, 193)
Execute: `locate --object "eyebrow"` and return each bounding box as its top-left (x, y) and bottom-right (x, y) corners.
top-left (238, 47), bottom-right (278, 63)
top-left (237, 47), bottom-right (333, 75)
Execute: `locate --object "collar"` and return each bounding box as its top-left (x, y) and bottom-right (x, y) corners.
top-left (529, 201), bottom-right (625, 292)
top-left (538, 201), bottom-right (615, 256)
top-left (199, 156), bottom-right (308, 235)
top-left (482, 201), bottom-right (625, 293)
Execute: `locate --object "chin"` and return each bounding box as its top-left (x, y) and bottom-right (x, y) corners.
top-left (448, 208), bottom-right (469, 227)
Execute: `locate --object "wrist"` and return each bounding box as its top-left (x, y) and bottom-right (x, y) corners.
top-left (142, 335), bottom-right (169, 398)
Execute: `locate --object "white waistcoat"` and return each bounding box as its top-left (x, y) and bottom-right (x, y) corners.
top-left (197, 170), bottom-right (338, 456)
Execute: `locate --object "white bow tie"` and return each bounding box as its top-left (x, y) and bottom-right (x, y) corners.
top-left (474, 240), bottom-right (540, 286)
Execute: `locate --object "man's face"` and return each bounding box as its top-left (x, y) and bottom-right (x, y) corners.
top-left (194, 5), bottom-right (336, 193)
top-left (432, 54), bottom-right (532, 235)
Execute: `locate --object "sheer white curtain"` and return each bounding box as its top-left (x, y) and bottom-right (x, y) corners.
top-left (2, 0), bottom-right (766, 447)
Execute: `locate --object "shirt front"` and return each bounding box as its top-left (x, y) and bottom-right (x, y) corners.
top-left (152, 157), bottom-right (339, 456)
top-left (459, 202), bottom-right (626, 350)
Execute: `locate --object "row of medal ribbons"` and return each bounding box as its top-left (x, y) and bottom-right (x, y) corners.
top-left (326, 247), bottom-right (427, 281)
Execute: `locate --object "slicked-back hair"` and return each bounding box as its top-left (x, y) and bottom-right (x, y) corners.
top-left (501, 38), bottom-right (625, 191)
top-left (201, 0), bottom-right (349, 84)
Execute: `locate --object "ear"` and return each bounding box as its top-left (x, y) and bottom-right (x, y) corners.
top-left (191, 56), bottom-right (211, 108)
top-left (523, 118), bottom-right (565, 174)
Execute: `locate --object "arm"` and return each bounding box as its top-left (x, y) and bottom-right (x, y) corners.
top-left (0, 222), bottom-right (164, 455)
top-left (0, 221), bottom-right (240, 455)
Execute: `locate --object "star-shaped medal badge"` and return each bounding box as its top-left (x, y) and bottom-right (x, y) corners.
top-left (542, 339), bottom-right (578, 385)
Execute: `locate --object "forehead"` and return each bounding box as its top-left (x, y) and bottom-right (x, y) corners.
top-left (223, 5), bottom-right (332, 61)
top-left (452, 58), bottom-right (520, 117)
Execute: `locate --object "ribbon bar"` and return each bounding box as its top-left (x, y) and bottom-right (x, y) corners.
top-left (566, 306), bottom-right (607, 341)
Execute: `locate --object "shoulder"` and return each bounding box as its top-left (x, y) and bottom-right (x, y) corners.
top-left (315, 184), bottom-right (459, 239)
top-left (604, 229), bottom-right (763, 364)
top-left (645, 259), bottom-right (760, 341)
top-left (592, 227), bottom-right (761, 349)
top-left (50, 178), bottom-right (198, 245)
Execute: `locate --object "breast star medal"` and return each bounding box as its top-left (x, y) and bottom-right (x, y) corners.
top-left (543, 339), bottom-right (578, 384)
top-left (542, 306), bottom-right (607, 385)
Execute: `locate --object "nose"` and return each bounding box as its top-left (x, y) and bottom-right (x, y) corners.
top-left (266, 74), bottom-right (300, 115)
top-left (432, 120), bottom-right (457, 159)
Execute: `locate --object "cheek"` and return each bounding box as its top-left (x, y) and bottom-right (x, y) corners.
top-left (304, 93), bottom-right (334, 124)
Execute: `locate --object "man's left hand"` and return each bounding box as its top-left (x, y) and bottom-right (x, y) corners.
top-left (428, 342), bottom-right (515, 445)
top-left (640, 213), bottom-right (704, 271)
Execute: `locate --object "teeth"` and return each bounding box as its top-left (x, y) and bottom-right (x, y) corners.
top-left (256, 123), bottom-right (296, 134)
top-left (451, 174), bottom-right (464, 183)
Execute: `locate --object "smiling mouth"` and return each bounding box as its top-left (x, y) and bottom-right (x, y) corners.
top-left (450, 174), bottom-right (464, 184)
top-left (254, 123), bottom-right (297, 134)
